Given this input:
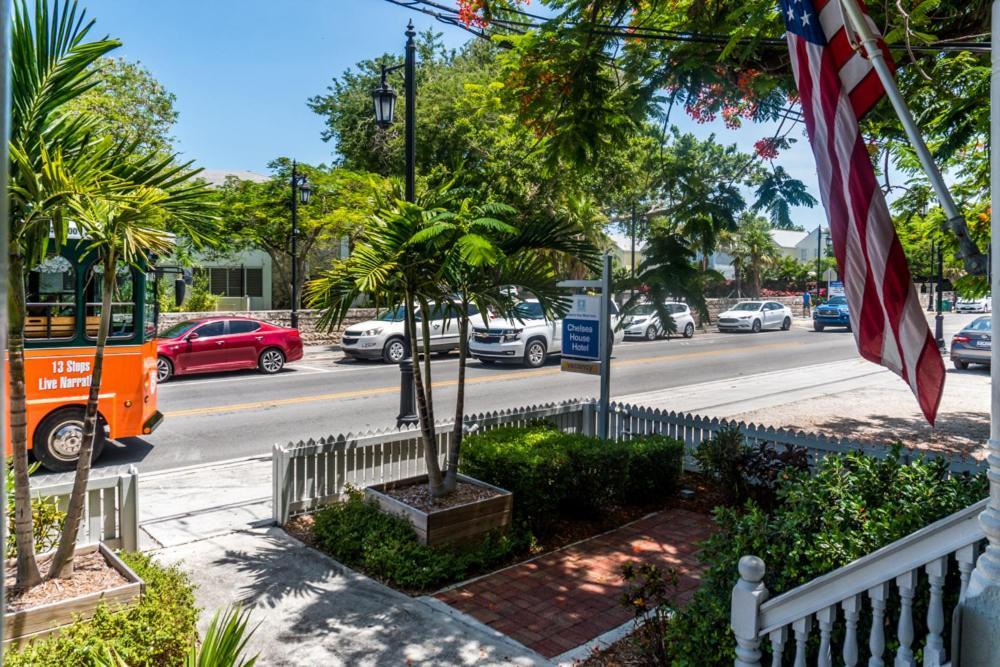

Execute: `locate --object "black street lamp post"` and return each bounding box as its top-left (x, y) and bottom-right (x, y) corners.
top-left (372, 20), bottom-right (418, 427)
top-left (927, 239), bottom-right (935, 312)
top-left (289, 160), bottom-right (311, 329)
top-left (935, 242), bottom-right (945, 349)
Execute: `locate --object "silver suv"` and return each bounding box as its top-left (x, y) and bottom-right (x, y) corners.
top-left (341, 303), bottom-right (486, 363)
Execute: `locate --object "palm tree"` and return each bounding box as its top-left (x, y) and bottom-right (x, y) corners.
top-left (619, 231), bottom-right (712, 333)
top-left (7, 0), bottom-right (119, 589)
top-left (310, 185), bottom-right (598, 498)
top-left (46, 147), bottom-right (211, 579)
top-left (310, 192), bottom-right (452, 495)
top-left (752, 166), bottom-right (817, 231)
top-left (431, 203), bottom-right (598, 493)
top-left (724, 213), bottom-right (780, 298)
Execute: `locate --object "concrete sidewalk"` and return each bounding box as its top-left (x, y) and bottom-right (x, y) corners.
top-left (141, 461), bottom-right (549, 666)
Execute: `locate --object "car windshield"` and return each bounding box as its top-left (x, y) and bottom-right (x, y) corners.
top-left (376, 306), bottom-right (426, 322)
top-left (513, 302), bottom-right (544, 320)
top-left (827, 296), bottom-right (847, 305)
top-left (732, 302), bottom-right (762, 312)
top-left (967, 317), bottom-right (991, 332)
top-left (159, 321), bottom-right (199, 338)
top-left (633, 305), bottom-right (656, 316)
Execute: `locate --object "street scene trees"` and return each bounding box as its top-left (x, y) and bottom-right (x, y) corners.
top-left (1, 0), bottom-right (997, 664)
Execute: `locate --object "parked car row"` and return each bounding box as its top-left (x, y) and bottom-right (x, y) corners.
top-left (955, 297), bottom-right (992, 313)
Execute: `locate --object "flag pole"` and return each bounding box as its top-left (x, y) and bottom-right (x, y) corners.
top-left (839, 0), bottom-right (987, 277)
top-left (956, 3), bottom-right (1000, 662)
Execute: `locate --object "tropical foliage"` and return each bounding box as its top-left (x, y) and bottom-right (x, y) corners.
top-left (6, 0), bottom-right (214, 588)
top-left (308, 180), bottom-right (595, 497)
top-left (215, 160), bottom-right (377, 308)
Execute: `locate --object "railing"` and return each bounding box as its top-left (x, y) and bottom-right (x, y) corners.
top-left (731, 499), bottom-right (987, 667)
top-left (272, 400), bottom-right (590, 523)
top-left (272, 400), bottom-right (984, 524)
top-left (32, 465), bottom-right (140, 551)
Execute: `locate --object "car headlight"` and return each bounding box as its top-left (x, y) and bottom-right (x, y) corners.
top-left (501, 329), bottom-right (522, 342)
top-left (632, 317), bottom-right (647, 325)
top-left (363, 327), bottom-right (384, 336)
top-left (738, 314), bottom-right (752, 319)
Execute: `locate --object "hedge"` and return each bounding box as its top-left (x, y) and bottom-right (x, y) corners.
top-left (459, 424), bottom-right (685, 534)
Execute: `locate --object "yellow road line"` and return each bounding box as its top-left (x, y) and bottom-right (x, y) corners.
top-left (164, 341), bottom-right (801, 419)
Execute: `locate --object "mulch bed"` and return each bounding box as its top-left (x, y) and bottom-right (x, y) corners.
top-left (284, 471), bottom-right (720, 591)
top-left (575, 632), bottom-right (650, 666)
top-left (5, 551), bottom-right (128, 613)
top-left (381, 479), bottom-right (499, 512)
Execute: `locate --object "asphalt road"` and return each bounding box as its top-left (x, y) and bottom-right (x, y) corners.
top-left (85, 313), bottom-right (980, 474)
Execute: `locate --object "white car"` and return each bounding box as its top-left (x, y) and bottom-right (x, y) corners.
top-left (955, 297), bottom-right (992, 313)
top-left (717, 301), bottom-right (793, 333)
top-left (341, 303), bottom-right (486, 362)
top-left (471, 299), bottom-right (625, 368)
top-left (623, 302), bottom-right (696, 340)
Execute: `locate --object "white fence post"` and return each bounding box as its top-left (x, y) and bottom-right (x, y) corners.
top-left (732, 555), bottom-right (768, 667)
top-left (117, 465), bottom-right (139, 552)
top-left (272, 444), bottom-right (286, 525)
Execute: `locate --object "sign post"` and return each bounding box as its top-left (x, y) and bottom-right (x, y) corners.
top-left (559, 253), bottom-right (613, 441)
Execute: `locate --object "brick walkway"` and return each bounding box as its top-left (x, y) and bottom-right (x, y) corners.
top-left (435, 508), bottom-right (715, 659)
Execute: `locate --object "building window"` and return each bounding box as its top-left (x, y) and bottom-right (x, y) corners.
top-left (201, 267), bottom-right (264, 298)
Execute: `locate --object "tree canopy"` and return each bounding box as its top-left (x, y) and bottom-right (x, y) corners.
top-left (65, 57), bottom-right (178, 154)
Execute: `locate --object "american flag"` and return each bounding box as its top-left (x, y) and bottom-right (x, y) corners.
top-left (779, 0), bottom-right (945, 424)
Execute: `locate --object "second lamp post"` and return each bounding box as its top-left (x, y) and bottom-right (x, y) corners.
top-left (289, 161), bottom-right (311, 329)
top-left (372, 20), bottom-right (418, 427)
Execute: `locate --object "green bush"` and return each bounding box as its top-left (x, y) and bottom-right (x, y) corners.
top-left (5, 552), bottom-right (198, 667)
top-left (664, 449), bottom-right (988, 666)
top-left (6, 463), bottom-right (66, 558)
top-left (460, 424), bottom-right (685, 534)
top-left (312, 489), bottom-right (529, 592)
top-left (625, 435), bottom-right (686, 505)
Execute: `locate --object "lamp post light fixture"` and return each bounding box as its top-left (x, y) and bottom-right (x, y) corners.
top-left (290, 161), bottom-right (311, 329)
top-left (372, 20), bottom-right (418, 427)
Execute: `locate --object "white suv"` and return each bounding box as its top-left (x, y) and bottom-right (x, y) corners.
top-left (341, 303), bottom-right (486, 363)
top-left (471, 299), bottom-right (624, 368)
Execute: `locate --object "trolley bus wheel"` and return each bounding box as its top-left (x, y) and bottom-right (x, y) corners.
top-left (33, 407), bottom-right (106, 472)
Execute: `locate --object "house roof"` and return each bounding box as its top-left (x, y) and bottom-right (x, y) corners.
top-left (769, 229), bottom-right (809, 249)
top-left (198, 169), bottom-right (269, 187)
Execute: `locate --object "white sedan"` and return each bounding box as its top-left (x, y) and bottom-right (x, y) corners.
top-left (623, 302), bottom-right (696, 340)
top-left (717, 301), bottom-right (793, 333)
top-left (955, 297), bottom-right (992, 313)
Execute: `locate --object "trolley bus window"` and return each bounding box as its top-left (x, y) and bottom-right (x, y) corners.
top-left (26, 256), bottom-right (77, 340)
top-left (85, 263), bottom-right (136, 339)
top-left (145, 272), bottom-right (157, 339)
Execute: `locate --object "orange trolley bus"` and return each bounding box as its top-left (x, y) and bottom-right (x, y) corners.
top-left (12, 239), bottom-right (175, 471)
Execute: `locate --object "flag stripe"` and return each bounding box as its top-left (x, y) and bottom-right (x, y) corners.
top-left (780, 0), bottom-right (945, 424)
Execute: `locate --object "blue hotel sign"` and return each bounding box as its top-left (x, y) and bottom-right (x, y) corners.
top-left (562, 295), bottom-right (601, 362)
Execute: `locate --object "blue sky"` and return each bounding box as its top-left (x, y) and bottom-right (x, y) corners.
top-left (82, 0), bottom-right (828, 232)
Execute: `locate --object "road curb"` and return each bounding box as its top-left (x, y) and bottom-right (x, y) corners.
top-left (140, 453), bottom-right (272, 480)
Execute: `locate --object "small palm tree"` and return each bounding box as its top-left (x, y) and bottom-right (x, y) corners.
top-left (7, 0), bottom-right (120, 589)
top-left (46, 148), bottom-right (211, 579)
top-left (724, 213), bottom-right (780, 298)
top-left (310, 184), bottom-right (598, 498)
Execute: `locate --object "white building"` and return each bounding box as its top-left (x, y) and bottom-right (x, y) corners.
top-left (706, 226), bottom-right (833, 280)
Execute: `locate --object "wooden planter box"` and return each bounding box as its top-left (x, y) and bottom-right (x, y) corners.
top-left (365, 474), bottom-right (512, 548)
top-left (4, 543), bottom-right (144, 647)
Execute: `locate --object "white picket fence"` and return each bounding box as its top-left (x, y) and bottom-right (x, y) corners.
top-left (272, 400), bottom-right (985, 524)
top-left (731, 499), bottom-right (986, 667)
top-left (31, 465), bottom-right (140, 551)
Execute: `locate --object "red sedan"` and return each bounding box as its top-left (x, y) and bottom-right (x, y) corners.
top-left (156, 317), bottom-right (303, 382)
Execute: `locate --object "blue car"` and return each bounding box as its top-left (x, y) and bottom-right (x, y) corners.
top-left (813, 295), bottom-right (851, 331)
